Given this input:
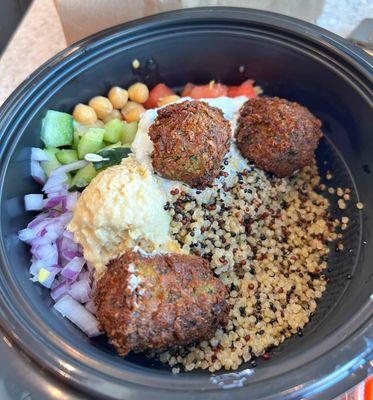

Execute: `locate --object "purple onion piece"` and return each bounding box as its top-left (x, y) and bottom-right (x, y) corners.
top-left (54, 295), bottom-right (101, 337)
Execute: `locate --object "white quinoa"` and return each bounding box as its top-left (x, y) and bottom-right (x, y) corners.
top-left (160, 159), bottom-right (341, 373)
top-left (338, 199), bottom-right (346, 209)
top-left (356, 202), bottom-right (364, 210)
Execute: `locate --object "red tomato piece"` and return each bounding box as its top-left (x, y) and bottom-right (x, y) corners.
top-left (227, 79), bottom-right (256, 98)
top-left (365, 376), bottom-right (372, 400)
top-left (181, 83), bottom-right (194, 97)
top-left (144, 83), bottom-right (174, 109)
top-left (182, 82), bottom-right (228, 99)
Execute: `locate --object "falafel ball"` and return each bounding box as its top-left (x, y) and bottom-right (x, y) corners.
top-left (148, 100), bottom-right (231, 188)
top-left (94, 251), bottom-right (229, 356)
top-left (236, 97), bottom-right (323, 177)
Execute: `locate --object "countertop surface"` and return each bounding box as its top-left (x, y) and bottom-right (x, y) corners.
top-left (0, 0), bottom-right (66, 106)
top-left (0, 1), bottom-right (371, 399)
top-left (0, 0), bottom-right (371, 107)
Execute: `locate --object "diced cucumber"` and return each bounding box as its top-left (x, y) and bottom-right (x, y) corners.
top-left (101, 141), bottom-right (123, 151)
top-left (74, 120), bottom-right (104, 137)
top-left (104, 119), bottom-right (124, 143)
top-left (122, 121), bottom-right (138, 145)
top-left (72, 130), bottom-right (80, 149)
top-left (73, 121), bottom-right (88, 137)
top-left (93, 147), bottom-right (131, 170)
top-left (56, 149), bottom-right (78, 164)
top-left (70, 163), bottom-right (97, 189)
top-left (41, 148), bottom-right (61, 177)
top-left (40, 110), bottom-right (73, 148)
top-left (77, 128), bottom-right (105, 159)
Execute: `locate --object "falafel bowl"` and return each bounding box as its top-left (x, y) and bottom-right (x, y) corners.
top-left (18, 77), bottom-right (360, 374)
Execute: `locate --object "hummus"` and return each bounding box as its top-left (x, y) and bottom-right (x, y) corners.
top-left (68, 156), bottom-right (179, 276)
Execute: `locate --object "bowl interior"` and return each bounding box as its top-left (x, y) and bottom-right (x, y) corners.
top-left (0, 11), bottom-right (372, 396)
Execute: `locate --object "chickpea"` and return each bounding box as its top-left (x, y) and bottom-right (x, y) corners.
top-left (88, 96), bottom-right (113, 119)
top-left (108, 86), bottom-right (128, 109)
top-left (93, 120), bottom-right (105, 128)
top-left (158, 95), bottom-right (180, 107)
top-left (121, 101), bottom-right (145, 122)
top-left (128, 82), bottom-right (149, 104)
top-left (103, 109), bottom-right (123, 123)
top-left (72, 103), bottom-right (97, 125)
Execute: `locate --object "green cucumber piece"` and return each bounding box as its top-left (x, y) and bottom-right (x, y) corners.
top-left (56, 149), bottom-right (78, 164)
top-left (122, 121), bottom-right (138, 145)
top-left (93, 147), bottom-right (131, 170)
top-left (41, 148), bottom-right (61, 177)
top-left (77, 128), bottom-right (105, 159)
top-left (72, 130), bottom-right (80, 150)
top-left (40, 110), bottom-right (73, 148)
top-left (104, 119), bottom-right (124, 143)
top-left (101, 141), bottom-right (123, 151)
top-left (70, 163), bottom-right (97, 189)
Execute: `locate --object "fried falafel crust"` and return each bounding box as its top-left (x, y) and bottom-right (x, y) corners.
top-left (148, 100), bottom-right (231, 188)
top-left (94, 252), bottom-right (229, 356)
top-left (236, 97), bottom-right (323, 177)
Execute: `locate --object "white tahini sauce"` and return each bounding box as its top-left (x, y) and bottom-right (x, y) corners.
top-left (131, 96), bottom-right (250, 202)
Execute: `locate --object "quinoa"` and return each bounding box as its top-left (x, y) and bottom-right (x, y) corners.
top-left (159, 155), bottom-right (346, 373)
top-left (356, 202), bottom-right (364, 210)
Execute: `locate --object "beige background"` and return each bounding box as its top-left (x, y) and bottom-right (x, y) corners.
top-left (0, 0), bottom-right (371, 106)
top-left (55, 0), bottom-right (324, 44)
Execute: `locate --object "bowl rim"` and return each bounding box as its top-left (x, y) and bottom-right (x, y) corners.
top-left (0, 7), bottom-right (372, 400)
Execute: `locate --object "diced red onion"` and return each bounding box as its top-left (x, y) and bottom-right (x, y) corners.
top-left (58, 212), bottom-right (73, 225)
top-left (86, 262), bottom-right (95, 272)
top-left (61, 247), bottom-right (79, 262)
top-left (85, 300), bottom-right (97, 315)
top-left (62, 230), bottom-right (74, 240)
top-left (18, 228), bottom-right (36, 243)
top-left (33, 222), bottom-right (64, 244)
top-left (30, 217), bottom-right (55, 233)
top-left (61, 250), bottom-right (79, 263)
top-left (78, 271), bottom-right (91, 282)
top-left (61, 197), bottom-right (67, 213)
top-left (43, 195), bottom-right (66, 210)
top-left (29, 230), bottom-right (60, 246)
top-left (31, 147), bottom-right (48, 162)
top-left (69, 280), bottom-right (91, 303)
top-left (54, 295), bottom-right (100, 337)
top-left (30, 242), bottom-right (56, 259)
top-left (32, 266), bottom-right (60, 288)
top-left (47, 190), bottom-right (67, 200)
top-left (29, 259), bottom-right (44, 277)
top-left (51, 281), bottom-right (71, 302)
top-left (27, 212), bottom-right (48, 228)
top-left (60, 236), bottom-right (79, 253)
top-left (24, 194), bottom-right (44, 211)
top-left (21, 149), bottom-right (97, 337)
top-left (31, 160), bottom-right (46, 184)
top-left (66, 191), bottom-right (79, 211)
top-left (50, 278), bottom-right (61, 290)
top-left (43, 173), bottom-right (69, 194)
top-left (53, 160), bottom-right (88, 175)
top-left (61, 256), bottom-right (85, 280)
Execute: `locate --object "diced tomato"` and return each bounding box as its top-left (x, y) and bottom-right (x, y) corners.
top-left (144, 83), bottom-right (174, 109)
top-left (228, 79), bottom-right (256, 98)
top-left (365, 376), bottom-right (372, 400)
top-left (181, 83), bottom-right (194, 97)
top-left (181, 82), bottom-right (228, 99)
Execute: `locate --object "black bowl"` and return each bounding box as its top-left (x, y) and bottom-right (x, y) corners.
top-left (0, 8), bottom-right (372, 400)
